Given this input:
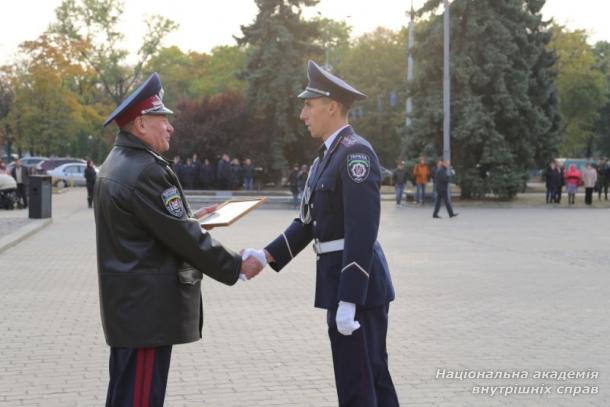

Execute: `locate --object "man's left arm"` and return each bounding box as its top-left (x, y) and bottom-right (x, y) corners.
top-left (338, 146), bottom-right (381, 305)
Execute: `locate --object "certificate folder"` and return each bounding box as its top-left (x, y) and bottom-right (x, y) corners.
top-left (199, 197), bottom-right (266, 229)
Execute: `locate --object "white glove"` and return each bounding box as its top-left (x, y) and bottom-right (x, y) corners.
top-left (242, 248), bottom-right (267, 268)
top-left (239, 248), bottom-right (267, 281)
top-left (336, 301), bottom-right (361, 335)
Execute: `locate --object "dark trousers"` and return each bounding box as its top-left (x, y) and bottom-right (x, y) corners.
top-left (327, 304), bottom-right (399, 407)
top-left (86, 184), bottom-right (94, 208)
top-left (546, 188), bottom-right (556, 204)
top-left (585, 188), bottom-right (593, 205)
top-left (106, 346), bottom-right (172, 407)
top-left (16, 183), bottom-right (27, 208)
top-left (598, 185), bottom-right (608, 200)
top-left (433, 189), bottom-right (454, 217)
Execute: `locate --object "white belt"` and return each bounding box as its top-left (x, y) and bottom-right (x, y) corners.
top-left (313, 238), bottom-right (344, 255)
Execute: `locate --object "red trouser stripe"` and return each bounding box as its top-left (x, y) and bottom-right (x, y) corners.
top-left (141, 349), bottom-right (155, 407)
top-left (133, 348), bottom-right (156, 407)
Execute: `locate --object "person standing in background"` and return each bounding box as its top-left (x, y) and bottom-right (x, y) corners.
top-left (242, 158), bottom-right (255, 191)
top-left (84, 160), bottom-right (97, 208)
top-left (392, 161), bottom-right (407, 206)
top-left (412, 157), bottom-right (430, 205)
top-left (582, 163), bottom-right (597, 206)
top-left (10, 159), bottom-right (29, 209)
top-left (565, 164), bottom-right (581, 205)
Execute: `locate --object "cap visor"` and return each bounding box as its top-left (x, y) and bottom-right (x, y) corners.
top-left (144, 106), bottom-right (174, 116)
top-left (298, 89), bottom-right (325, 99)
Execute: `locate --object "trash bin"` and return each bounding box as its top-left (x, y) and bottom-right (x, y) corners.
top-left (29, 175), bottom-right (52, 219)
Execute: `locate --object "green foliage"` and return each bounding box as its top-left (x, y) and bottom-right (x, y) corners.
top-left (236, 0), bottom-right (320, 178)
top-left (145, 45), bottom-right (247, 108)
top-left (312, 17), bottom-right (352, 70)
top-left (408, 0), bottom-right (559, 199)
top-left (549, 26), bottom-right (608, 157)
top-left (338, 27), bottom-right (407, 166)
top-left (51, 0), bottom-right (178, 103)
top-left (1, 32), bottom-right (108, 160)
top-left (592, 41), bottom-right (610, 157)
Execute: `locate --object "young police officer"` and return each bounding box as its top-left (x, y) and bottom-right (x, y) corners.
top-left (95, 73), bottom-right (261, 406)
top-left (247, 61), bottom-right (399, 406)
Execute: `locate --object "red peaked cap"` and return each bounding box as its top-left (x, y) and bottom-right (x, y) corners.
top-left (103, 72), bottom-right (173, 127)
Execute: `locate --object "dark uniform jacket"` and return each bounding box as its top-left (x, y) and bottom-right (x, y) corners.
top-left (84, 166), bottom-right (97, 188)
top-left (94, 131), bottom-right (241, 348)
top-left (265, 126), bottom-right (395, 310)
top-left (434, 167), bottom-right (450, 192)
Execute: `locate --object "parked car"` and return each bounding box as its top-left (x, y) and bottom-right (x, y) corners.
top-left (5, 156), bottom-right (48, 174)
top-left (36, 158), bottom-right (86, 174)
top-left (47, 163), bottom-right (96, 187)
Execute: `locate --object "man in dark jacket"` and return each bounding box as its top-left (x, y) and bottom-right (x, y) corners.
top-left (96, 73), bottom-right (261, 407)
top-left (84, 160), bottom-right (97, 208)
top-left (392, 161), bottom-right (408, 206)
top-left (216, 153), bottom-right (231, 190)
top-left (433, 160), bottom-right (457, 218)
top-left (200, 158), bottom-right (215, 189)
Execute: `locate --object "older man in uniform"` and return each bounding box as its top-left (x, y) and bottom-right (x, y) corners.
top-left (95, 72), bottom-right (261, 407)
top-left (247, 61), bottom-right (399, 406)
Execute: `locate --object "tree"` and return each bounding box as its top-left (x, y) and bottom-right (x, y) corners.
top-left (312, 17), bottom-right (352, 71)
top-left (338, 27), bottom-right (407, 166)
top-left (2, 31), bottom-right (108, 159)
top-left (408, 0), bottom-right (560, 199)
top-left (51, 0), bottom-right (178, 104)
top-left (549, 25), bottom-right (608, 157)
top-left (592, 41), bottom-right (610, 157)
top-left (0, 74), bottom-right (13, 158)
top-left (145, 45), bottom-right (247, 109)
top-left (236, 0), bottom-right (320, 179)
top-left (169, 91), bottom-right (267, 171)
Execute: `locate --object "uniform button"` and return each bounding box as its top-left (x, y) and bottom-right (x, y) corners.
top-left (310, 203), bottom-right (314, 209)
top-left (313, 221), bottom-right (317, 226)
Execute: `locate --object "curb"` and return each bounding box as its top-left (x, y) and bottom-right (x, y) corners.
top-left (0, 218), bottom-right (53, 254)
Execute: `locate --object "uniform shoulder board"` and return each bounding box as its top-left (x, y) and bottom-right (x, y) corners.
top-left (161, 186), bottom-right (185, 218)
top-left (341, 134), bottom-right (359, 147)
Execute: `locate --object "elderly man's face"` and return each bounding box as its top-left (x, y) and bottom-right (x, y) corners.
top-left (137, 115), bottom-right (174, 153)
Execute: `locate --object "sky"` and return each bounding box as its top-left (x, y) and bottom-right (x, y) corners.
top-left (0, 0), bottom-right (608, 63)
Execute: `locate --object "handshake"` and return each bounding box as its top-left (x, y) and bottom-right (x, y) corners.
top-left (239, 248), bottom-right (269, 281)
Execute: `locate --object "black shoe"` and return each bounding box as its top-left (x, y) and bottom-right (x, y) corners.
top-left (433, 215), bottom-right (441, 218)
top-left (450, 213), bottom-right (459, 218)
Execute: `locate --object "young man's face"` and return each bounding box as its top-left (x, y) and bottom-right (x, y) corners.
top-left (300, 97), bottom-right (333, 140)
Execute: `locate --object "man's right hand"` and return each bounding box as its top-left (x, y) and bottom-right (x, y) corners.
top-left (239, 250), bottom-right (266, 280)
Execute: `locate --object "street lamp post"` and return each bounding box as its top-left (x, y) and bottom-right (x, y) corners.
top-left (443, 0), bottom-right (451, 162)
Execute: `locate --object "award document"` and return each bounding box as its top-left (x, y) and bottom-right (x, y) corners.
top-left (199, 197), bottom-right (266, 229)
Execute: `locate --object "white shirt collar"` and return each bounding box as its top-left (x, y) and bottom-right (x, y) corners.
top-left (323, 124), bottom-right (349, 155)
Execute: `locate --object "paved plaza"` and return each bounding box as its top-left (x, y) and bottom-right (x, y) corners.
top-left (1, 188), bottom-right (610, 406)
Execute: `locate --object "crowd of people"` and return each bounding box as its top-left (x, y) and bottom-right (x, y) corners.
top-left (544, 159), bottom-right (609, 205)
top-left (172, 153), bottom-right (257, 191)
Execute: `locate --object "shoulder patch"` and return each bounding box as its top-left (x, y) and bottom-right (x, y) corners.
top-left (341, 134), bottom-right (358, 147)
top-left (162, 186), bottom-right (185, 218)
top-left (347, 153), bottom-right (371, 183)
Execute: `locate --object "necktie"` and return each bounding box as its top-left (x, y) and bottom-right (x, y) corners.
top-left (318, 144), bottom-right (327, 162)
